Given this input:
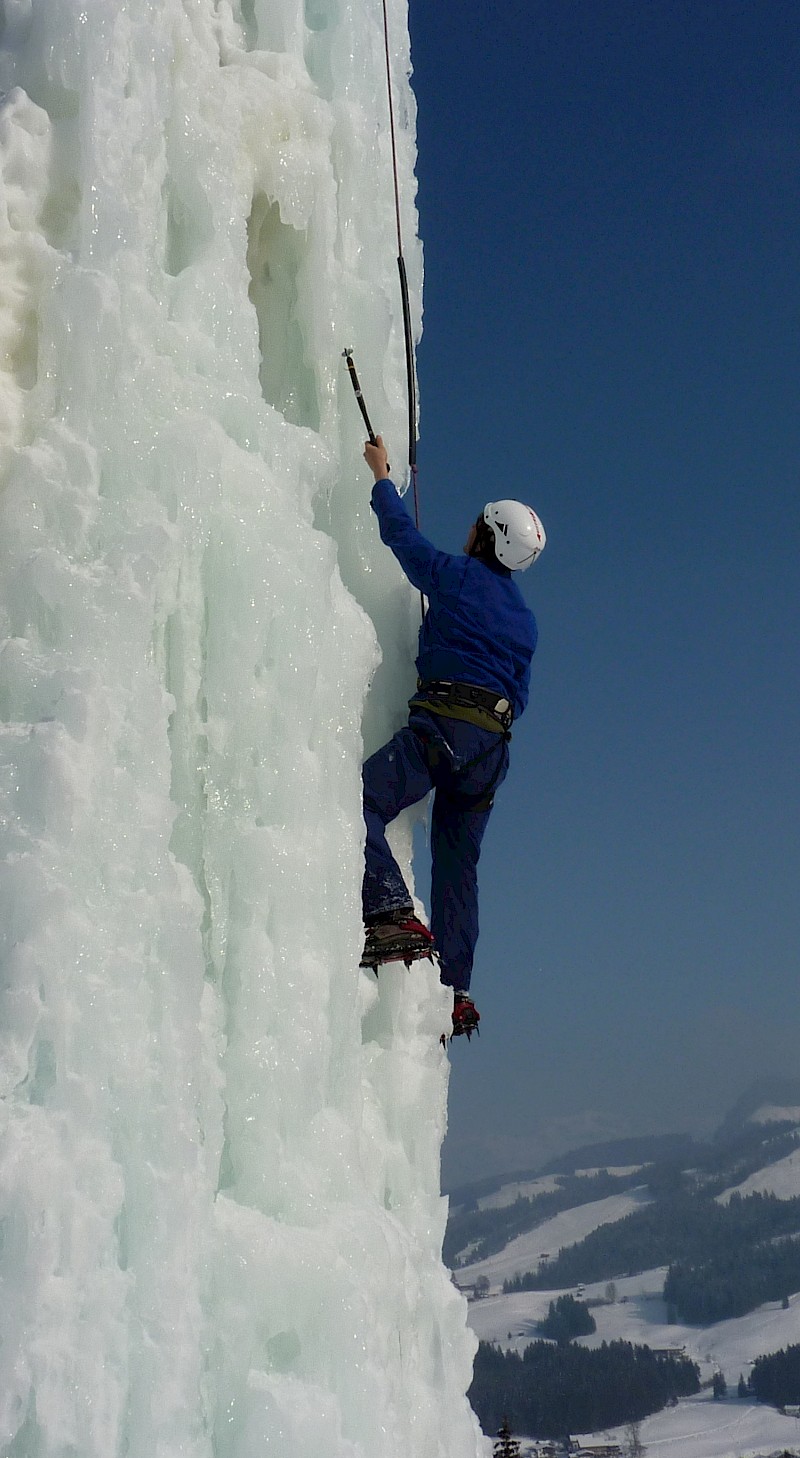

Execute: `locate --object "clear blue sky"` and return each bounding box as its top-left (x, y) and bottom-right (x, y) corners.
top-left (403, 0), bottom-right (800, 1188)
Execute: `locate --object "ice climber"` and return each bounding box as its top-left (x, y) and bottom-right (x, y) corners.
top-left (360, 434), bottom-right (545, 1038)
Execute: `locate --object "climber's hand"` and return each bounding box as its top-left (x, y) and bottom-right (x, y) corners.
top-left (364, 435), bottom-right (390, 481)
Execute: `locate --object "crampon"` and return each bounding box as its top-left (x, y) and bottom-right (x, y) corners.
top-left (441, 991), bottom-right (480, 1046)
top-left (360, 914), bottom-right (436, 974)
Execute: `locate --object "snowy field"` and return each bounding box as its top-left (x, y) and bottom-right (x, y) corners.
top-left (752, 1107), bottom-right (800, 1127)
top-left (472, 1167), bottom-right (645, 1214)
top-left (581, 1392), bottom-right (800, 1458)
top-left (457, 1188), bottom-right (652, 1288)
top-left (720, 1147), bottom-right (800, 1203)
top-left (471, 1271), bottom-right (800, 1456)
top-left (470, 1266), bottom-right (800, 1379)
top-left (481, 1398), bottom-right (800, 1458)
top-left (463, 1137), bottom-right (800, 1456)
top-left (474, 1175), bottom-right (562, 1211)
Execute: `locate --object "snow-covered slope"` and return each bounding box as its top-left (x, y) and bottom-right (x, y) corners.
top-left (473, 1167), bottom-right (645, 1215)
top-left (470, 1266), bottom-right (800, 1377)
top-left (476, 1175), bottom-right (562, 1212)
top-left (473, 1272), bottom-right (800, 1456)
top-left (458, 1188), bottom-right (652, 1290)
top-left (459, 1119), bottom-right (800, 1457)
top-left (584, 1394), bottom-right (800, 1458)
top-left (475, 1272), bottom-right (800, 1458)
top-left (0, 3), bottom-right (482, 1456)
top-left (719, 1146), bottom-right (800, 1204)
top-left (751, 1105), bottom-right (800, 1127)
top-left (719, 1107), bottom-right (800, 1203)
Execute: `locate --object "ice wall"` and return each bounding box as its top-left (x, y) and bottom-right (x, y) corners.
top-left (0, 2), bottom-right (484, 1454)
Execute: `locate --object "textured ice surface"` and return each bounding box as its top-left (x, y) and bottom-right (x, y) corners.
top-left (0, 2), bottom-right (483, 1454)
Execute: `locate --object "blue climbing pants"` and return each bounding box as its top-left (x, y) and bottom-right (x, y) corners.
top-left (362, 709), bottom-right (509, 991)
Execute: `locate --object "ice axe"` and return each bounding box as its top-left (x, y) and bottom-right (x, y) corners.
top-left (342, 349), bottom-right (378, 448)
top-left (343, 347), bottom-right (423, 620)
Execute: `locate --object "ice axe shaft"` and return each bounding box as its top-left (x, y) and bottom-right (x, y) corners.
top-left (342, 349), bottom-right (377, 445)
top-left (344, 346), bottom-right (423, 623)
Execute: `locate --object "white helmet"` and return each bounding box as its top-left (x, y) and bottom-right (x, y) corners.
top-left (483, 500), bottom-right (546, 571)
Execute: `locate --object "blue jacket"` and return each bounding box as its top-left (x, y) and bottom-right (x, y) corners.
top-left (371, 478), bottom-right (538, 719)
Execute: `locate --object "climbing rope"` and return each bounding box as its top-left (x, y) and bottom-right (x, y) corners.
top-left (343, 1), bottom-right (419, 513)
top-left (380, 0), bottom-right (420, 528)
top-left (342, 3), bottom-right (424, 617)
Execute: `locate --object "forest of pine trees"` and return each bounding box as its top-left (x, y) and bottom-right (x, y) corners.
top-left (664, 1233), bottom-right (800, 1323)
top-left (470, 1339), bottom-right (700, 1438)
top-left (750, 1344), bottom-right (800, 1407)
top-left (537, 1294), bottom-right (596, 1344)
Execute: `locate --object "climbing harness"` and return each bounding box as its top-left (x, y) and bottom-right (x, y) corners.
top-left (408, 681), bottom-right (513, 814)
top-left (410, 679), bottom-right (514, 735)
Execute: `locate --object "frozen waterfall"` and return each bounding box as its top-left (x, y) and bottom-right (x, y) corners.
top-left (0, 1), bottom-right (484, 1454)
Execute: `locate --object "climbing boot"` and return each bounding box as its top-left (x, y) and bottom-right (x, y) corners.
top-left (451, 991), bottom-right (480, 1039)
top-left (360, 911), bottom-right (436, 972)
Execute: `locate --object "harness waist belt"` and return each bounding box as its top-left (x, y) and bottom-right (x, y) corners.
top-left (410, 679), bottom-right (513, 734)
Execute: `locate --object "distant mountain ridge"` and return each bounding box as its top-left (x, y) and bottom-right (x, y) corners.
top-left (447, 1078), bottom-right (800, 1208)
top-left (447, 1133), bottom-right (694, 1208)
top-left (536, 1131), bottom-right (696, 1179)
top-left (714, 1076), bottom-right (800, 1140)
top-left (446, 1084), bottom-right (800, 1275)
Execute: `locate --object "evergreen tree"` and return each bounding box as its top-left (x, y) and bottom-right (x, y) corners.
top-left (751, 1343), bottom-right (800, 1406)
top-left (537, 1294), bottom-right (596, 1344)
top-left (493, 1417), bottom-right (522, 1457)
top-left (737, 1373), bottom-right (748, 1398)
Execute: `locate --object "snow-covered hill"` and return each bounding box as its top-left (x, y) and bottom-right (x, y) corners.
top-left (720, 1146), bottom-right (800, 1204)
top-left (459, 1102), bottom-right (800, 1457)
top-left (459, 1188), bottom-right (652, 1290)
